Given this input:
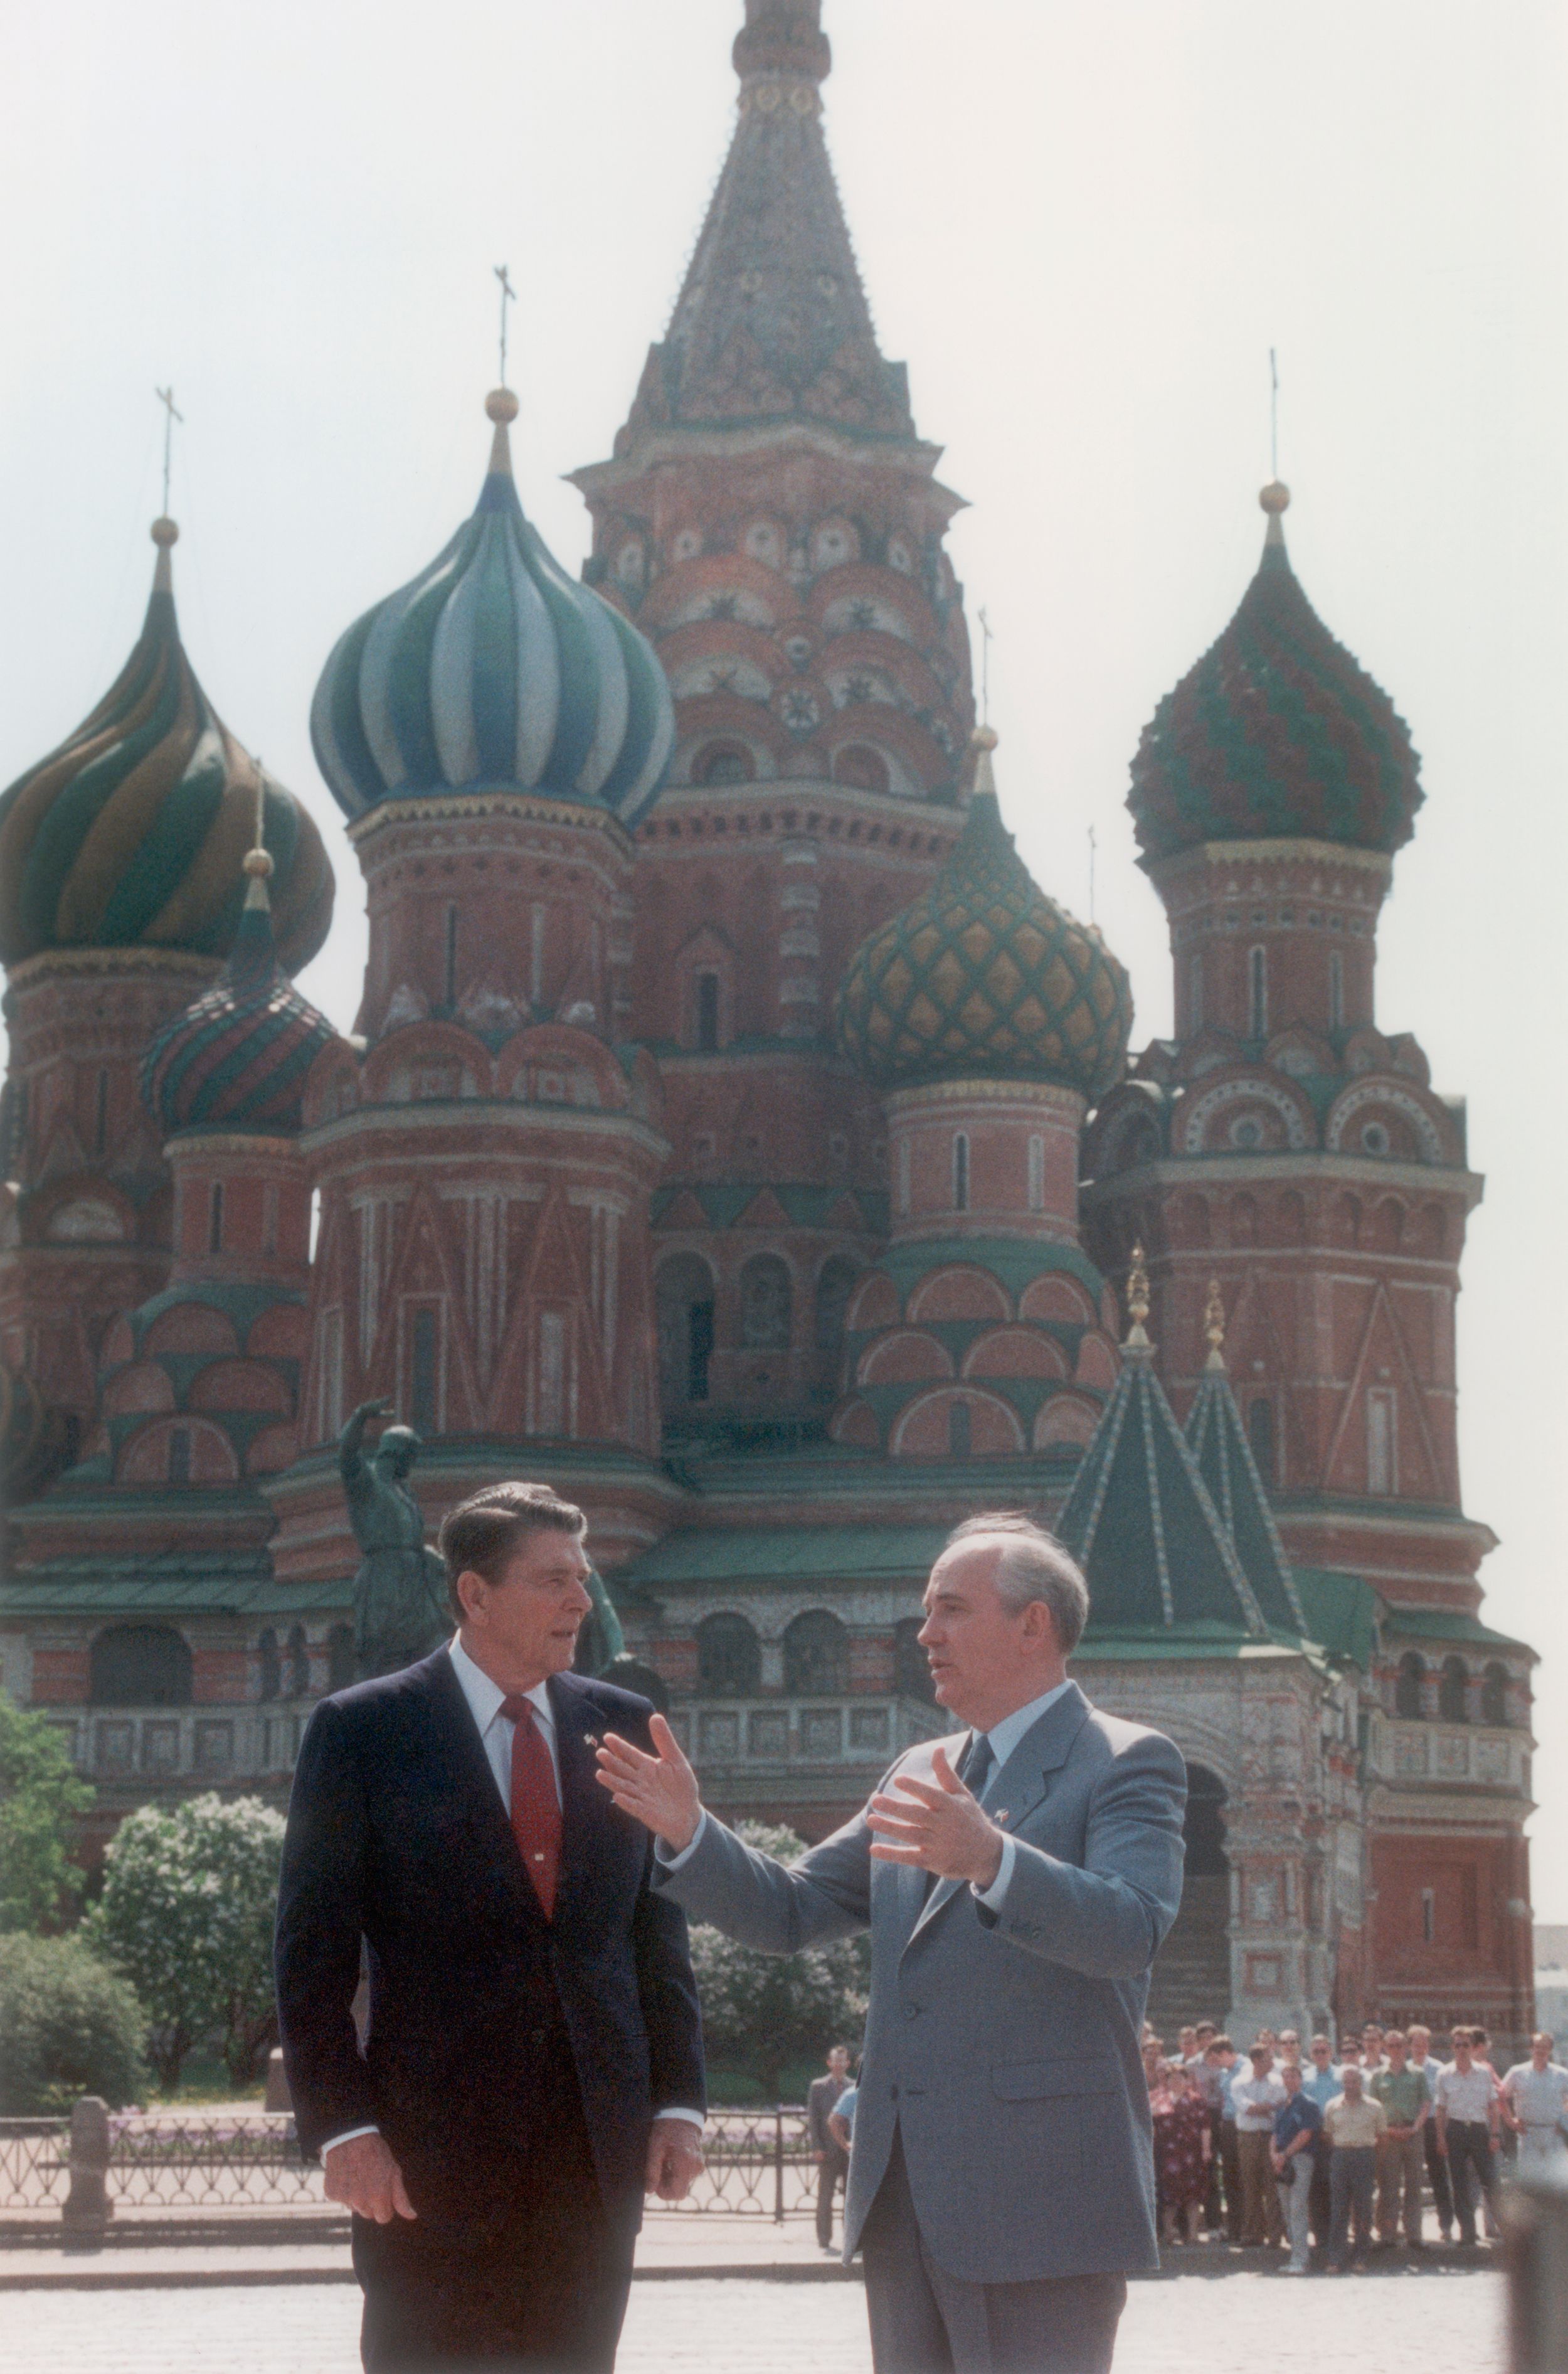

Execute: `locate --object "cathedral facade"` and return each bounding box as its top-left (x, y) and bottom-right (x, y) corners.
top-left (0, 0), bottom-right (1535, 2050)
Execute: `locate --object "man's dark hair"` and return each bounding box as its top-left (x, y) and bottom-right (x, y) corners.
top-left (438, 1482), bottom-right (587, 1619)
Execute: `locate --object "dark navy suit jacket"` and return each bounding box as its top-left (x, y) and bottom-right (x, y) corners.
top-left (275, 1649), bottom-right (705, 2235)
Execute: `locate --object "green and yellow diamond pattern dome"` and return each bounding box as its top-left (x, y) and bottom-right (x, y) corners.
top-left (836, 732), bottom-right (1133, 1100)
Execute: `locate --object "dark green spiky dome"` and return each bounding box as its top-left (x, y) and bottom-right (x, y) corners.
top-left (836, 733), bottom-right (1133, 1100)
top-left (1128, 486), bottom-right (1424, 863)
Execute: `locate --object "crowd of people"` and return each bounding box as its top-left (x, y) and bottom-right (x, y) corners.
top-left (1144, 2020), bottom-right (1568, 2272)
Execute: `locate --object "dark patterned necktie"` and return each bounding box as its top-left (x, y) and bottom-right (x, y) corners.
top-left (961, 1732), bottom-right (995, 1802)
top-left (499, 1695), bottom-right (561, 1919)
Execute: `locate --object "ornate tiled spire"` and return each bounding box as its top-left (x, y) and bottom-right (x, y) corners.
top-left (617, 0), bottom-right (914, 447)
top-left (1128, 484), bottom-right (1424, 863)
top-left (1055, 1258), bottom-right (1269, 1634)
top-left (0, 518), bottom-right (334, 972)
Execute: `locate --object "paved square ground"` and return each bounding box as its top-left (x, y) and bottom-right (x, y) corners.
top-left (6, 2268), bottom-right (1507, 2373)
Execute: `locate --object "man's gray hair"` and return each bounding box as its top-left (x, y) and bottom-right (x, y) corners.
top-left (940, 1512), bottom-right (1090, 1655)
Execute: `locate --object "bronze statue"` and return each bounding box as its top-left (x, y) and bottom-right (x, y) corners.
top-left (339, 1402), bottom-right (450, 1679)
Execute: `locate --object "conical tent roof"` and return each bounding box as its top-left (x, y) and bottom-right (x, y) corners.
top-left (1184, 1291), bottom-right (1305, 1633)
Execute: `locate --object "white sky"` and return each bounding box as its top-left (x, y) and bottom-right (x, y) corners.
top-left (3, 1), bottom-right (1565, 1913)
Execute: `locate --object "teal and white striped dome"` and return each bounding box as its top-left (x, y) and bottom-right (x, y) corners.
top-left (310, 391), bottom-right (674, 828)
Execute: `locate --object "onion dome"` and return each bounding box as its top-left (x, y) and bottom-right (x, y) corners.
top-left (0, 519), bottom-right (334, 972)
top-left (1128, 484), bottom-right (1423, 864)
top-left (836, 732), bottom-right (1133, 1100)
top-left (311, 390), bottom-right (674, 828)
top-left (141, 834), bottom-right (339, 1138)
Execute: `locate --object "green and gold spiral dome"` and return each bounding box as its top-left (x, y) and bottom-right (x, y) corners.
top-left (0, 519), bottom-right (334, 972)
top-left (836, 732), bottom-right (1133, 1100)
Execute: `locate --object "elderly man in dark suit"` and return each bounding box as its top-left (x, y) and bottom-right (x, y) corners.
top-left (275, 1482), bottom-right (706, 2372)
top-left (807, 2043), bottom-right (854, 2250)
top-left (598, 1512), bottom-right (1185, 2374)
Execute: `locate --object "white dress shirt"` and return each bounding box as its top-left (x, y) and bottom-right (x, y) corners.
top-left (662, 1677), bottom-right (1076, 1912)
top-left (323, 1637), bottom-right (701, 2159)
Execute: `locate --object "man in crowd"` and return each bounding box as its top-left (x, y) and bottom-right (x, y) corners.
top-left (1189, 2028), bottom-right (1226, 2234)
top-left (1359, 2024), bottom-right (1386, 2079)
top-left (1435, 2026), bottom-right (1501, 2247)
top-left (1177, 2025), bottom-right (1199, 2070)
top-left (1370, 2030), bottom-right (1429, 2248)
top-left (1205, 2035), bottom-right (1243, 2243)
top-left (1300, 2036), bottom-right (1342, 2254)
top-left (1502, 2033), bottom-right (1568, 2175)
top-left (1276, 2030), bottom-right (1302, 2072)
top-left (807, 2045), bottom-right (853, 2255)
top-left (1409, 2025), bottom-right (1455, 2241)
top-left (1230, 2041), bottom-right (1287, 2248)
top-left (1324, 2063), bottom-right (1386, 2273)
top-left (1269, 2060), bottom-right (1320, 2275)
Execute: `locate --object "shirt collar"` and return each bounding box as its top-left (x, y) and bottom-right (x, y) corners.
top-left (448, 1634), bottom-right (554, 1735)
top-left (982, 1678), bottom-right (1074, 1769)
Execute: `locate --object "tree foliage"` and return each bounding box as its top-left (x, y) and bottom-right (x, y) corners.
top-left (85, 1794), bottom-right (285, 2094)
top-left (0, 1693), bottom-right (94, 1933)
top-left (687, 1822), bottom-right (869, 2099)
top-left (0, 1933), bottom-right (149, 2113)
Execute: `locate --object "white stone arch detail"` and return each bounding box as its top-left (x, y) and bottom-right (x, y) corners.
top-left (1325, 1078), bottom-right (1446, 1166)
top-left (1179, 1073), bottom-right (1313, 1154)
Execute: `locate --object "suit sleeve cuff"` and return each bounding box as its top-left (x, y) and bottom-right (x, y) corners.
top-left (654, 2107), bottom-right (706, 2131)
top-left (320, 2125), bottom-right (380, 2158)
top-left (972, 1831), bottom-right (1017, 1909)
top-left (655, 1811), bottom-right (707, 1873)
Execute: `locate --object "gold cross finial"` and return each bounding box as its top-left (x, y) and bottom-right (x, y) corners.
top-left (1204, 1278), bottom-right (1227, 1371)
top-left (494, 264), bottom-right (517, 388)
top-left (242, 763), bottom-right (274, 907)
top-left (154, 386), bottom-right (184, 519)
top-left (977, 604), bottom-right (993, 728)
top-left (1124, 1243), bottom-right (1152, 1351)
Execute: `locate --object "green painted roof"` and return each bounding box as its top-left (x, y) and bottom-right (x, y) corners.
top-left (0, 1562), bottom-right (351, 1617)
top-left (1185, 1361), bottom-right (1305, 1631)
top-left (1291, 1567), bottom-right (1382, 1670)
top-left (1382, 1607), bottom-right (1534, 1656)
top-left (1057, 1346), bottom-right (1267, 1634)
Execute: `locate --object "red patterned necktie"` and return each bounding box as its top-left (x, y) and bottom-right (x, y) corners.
top-left (499, 1695), bottom-right (561, 1919)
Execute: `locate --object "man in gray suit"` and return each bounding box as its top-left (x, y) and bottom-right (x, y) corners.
top-left (596, 1513), bottom-right (1186, 2374)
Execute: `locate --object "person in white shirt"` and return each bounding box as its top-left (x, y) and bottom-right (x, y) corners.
top-left (1502, 2034), bottom-right (1568, 2173)
top-left (1229, 2043), bottom-right (1288, 2246)
top-left (1434, 2028), bottom-right (1501, 2245)
top-left (1408, 2025), bottom-right (1456, 2239)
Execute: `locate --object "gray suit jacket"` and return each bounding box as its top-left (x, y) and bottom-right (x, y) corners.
top-left (657, 1682), bottom-right (1185, 2282)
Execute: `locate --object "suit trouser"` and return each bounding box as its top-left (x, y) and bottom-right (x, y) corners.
top-left (1217, 2121), bottom-right (1243, 2240)
top-left (861, 2128), bottom-right (1127, 2374)
top-left (1276, 2167), bottom-right (1311, 2269)
top-left (1236, 2129), bottom-right (1283, 2245)
top-left (351, 2068), bottom-right (637, 2373)
top-left (1307, 2144), bottom-right (1332, 2250)
top-left (1329, 2146), bottom-right (1376, 2269)
top-left (816, 2144), bottom-right (849, 2247)
top-left (1423, 2119), bottom-right (1455, 2232)
top-left (1375, 2129), bottom-right (1424, 2242)
top-left (1446, 2121), bottom-right (1498, 2244)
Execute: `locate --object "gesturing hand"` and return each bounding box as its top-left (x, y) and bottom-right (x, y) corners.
top-left (645, 2117), bottom-right (705, 2203)
top-left (322, 2132), bottom-right (417, 2223)
top-left (595, 1713), bottom-right (703, 1852)
top-left (866, 1746), bottom-right (1004, 1888)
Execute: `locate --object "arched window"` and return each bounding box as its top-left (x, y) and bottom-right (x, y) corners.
top-left (1027, 1136), bottom-right (1046, 1213)
top-left (1481, 1662), bottom-right (1509, 1728)
top-left (409, 1306), bottom-right (440, 1434)
top-left (1247, 1397), bottom-right (1276, 1484)
top-left (785, 1610), bottom-right (849, 1696)
top-left (95, 1070), bottom-right (109, 1156)
top-left (739, 1254), bottom-right (792, 1349)
top-left (444, 905), bottom-right (459, 1006)
top-left (258, 1629), bottom-right (281, 1701)
top-left (657, 1255), bottom-right (716, 1406)
top-left (1366, 1388), bottom-right (1396, 1495)
top-left (814, 1256), bottom-right (860, 1360)
top-left (695, 972), bottom-right (721, 1052)
top-left (832, 745), bottom-right (889, 795)
top-left (327, 1624), bottom-right (356, 1692)
top-left (1328, 947), bottom-right (1344, 1031)
top-left (1189, 954), bottom-right (1204, 1032)
top-left (90, 1624), bottom-right (193, 1707)
top-left (952, 1133), bottom-right (970, 1213)
top-left (894, 1617), bottom-right (936, 1705)
top-left (1438, 1656), bottom-right (1469, 1723)
top-left (697, 1614), bottom-right (761, 1696)
top-left (1395, 1653), bottom-right (1425, 1719)
top-left (694, 743), bottom-right (756, 787)
top-left (1182, 1763), bottom-right (1229, 1877)
top-left (288, 1624), bottom-right (310, 1698)
top-left (208, 1181), bottom-right (224, 1257)
top-left (1248, 947), bottom-right (1268, 1040)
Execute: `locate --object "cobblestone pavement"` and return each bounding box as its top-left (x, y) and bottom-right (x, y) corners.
top-left (5, 2268), bottom-right (1507, 2373)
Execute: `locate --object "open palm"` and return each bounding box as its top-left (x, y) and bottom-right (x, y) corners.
top-left (595, 1713), bottom-right (702, 1852)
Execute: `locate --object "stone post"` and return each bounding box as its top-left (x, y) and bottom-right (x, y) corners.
top-left (61, 2095), bottom-right (113, 2245)
top-left (1505, 2164), bottom-right (1568, 2370)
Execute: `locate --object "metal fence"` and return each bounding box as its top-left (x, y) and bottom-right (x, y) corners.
top-left (0, 2107), bottom-right (818, 2221)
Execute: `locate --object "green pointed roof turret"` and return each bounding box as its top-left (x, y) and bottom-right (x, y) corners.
top-left (1056, 1248), bottom-right (1268, 1636)
top-left (1184, 1281), bottom-right (1305, 1632)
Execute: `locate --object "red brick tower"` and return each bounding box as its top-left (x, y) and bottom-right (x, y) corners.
top-left (569, 0), bottom-right (975, 1442)
top-left (0, 515), bottom-right (332, 1459)
top-left (265, 390), bottom-right (681, 1580)
top-left (1083, 484), bottom-right (1534, 2038)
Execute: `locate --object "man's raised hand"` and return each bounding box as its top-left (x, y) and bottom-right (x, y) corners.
top-left (595, 1711), bottom-right (702, 1852)
top-left (866, 1745), bottom-right (1005, 1888)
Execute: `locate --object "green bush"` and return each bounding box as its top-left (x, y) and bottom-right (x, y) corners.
top-left (688, 1821), bottom-right (869, 2100)
top-left (0, 1693), bottom-right (95, 1932)
top-left (0, 1933), bottom-right (149, 2114)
